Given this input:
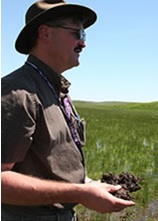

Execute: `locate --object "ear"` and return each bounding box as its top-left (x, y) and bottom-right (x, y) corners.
top-left (38, 25), bottom-right (50, 44)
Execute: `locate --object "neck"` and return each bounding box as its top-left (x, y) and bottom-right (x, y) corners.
top-left (30, 50), bottom-right (64, 74)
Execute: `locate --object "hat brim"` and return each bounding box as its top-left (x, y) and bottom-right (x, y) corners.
top-left (15, 4), bottom-right (97, 54)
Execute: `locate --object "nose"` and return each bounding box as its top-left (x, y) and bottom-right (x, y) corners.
top-left (79, 39), bottom-right (86, 48)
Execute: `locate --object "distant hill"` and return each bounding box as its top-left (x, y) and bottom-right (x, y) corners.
top-left (73, 101), bottom-right (158, 111)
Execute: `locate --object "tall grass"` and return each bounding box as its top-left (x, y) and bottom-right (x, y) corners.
top-left (74, 101), bottom-right (158, 221)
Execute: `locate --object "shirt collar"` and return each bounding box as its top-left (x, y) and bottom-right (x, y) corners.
top-left (27, 55), bottom-right (71, 95)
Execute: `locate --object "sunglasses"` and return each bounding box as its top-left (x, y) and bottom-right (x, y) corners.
top-left (47, 25), bottom-right (86, 42)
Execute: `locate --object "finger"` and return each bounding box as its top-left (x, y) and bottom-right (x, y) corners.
top-left (114, 196), bottom-right (136, 206)
top-left (107, 184), bottom-right (122, 193)
top-left (109, 197), bottom-right (135, 213)
top-left (107, 191), bottom-right (136, 206)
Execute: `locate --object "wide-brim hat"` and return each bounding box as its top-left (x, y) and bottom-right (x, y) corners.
top-left (15, 0), bottom-right (97, 54)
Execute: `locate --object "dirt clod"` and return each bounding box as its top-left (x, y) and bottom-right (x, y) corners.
top-left (101, 172), bottom-right (141, 201)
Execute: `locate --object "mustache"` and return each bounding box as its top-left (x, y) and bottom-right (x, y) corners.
top-left (74, 44), bottom-right (83, 52)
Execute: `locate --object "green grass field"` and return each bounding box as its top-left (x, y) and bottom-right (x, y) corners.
top-left (73, 101), bottom-right (158, 221)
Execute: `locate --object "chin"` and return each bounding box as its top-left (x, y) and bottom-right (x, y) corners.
top-left (71, 62), bottom-right (80, 69)
top-left (66, 59), bottom-right (80, 70)
top-left (75, 59), bottom-right (80, 66)
top-left (75, 62), bottom-right (80, 67)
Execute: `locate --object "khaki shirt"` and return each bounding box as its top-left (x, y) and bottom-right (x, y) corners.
top-left (1, 55), bottom-right (85, 214)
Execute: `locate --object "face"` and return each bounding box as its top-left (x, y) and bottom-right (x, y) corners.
top-left (45, 19), bottom-right (86, 73)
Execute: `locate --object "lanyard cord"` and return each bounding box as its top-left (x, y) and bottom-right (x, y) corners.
top-left (26, 61), bottom-right (61, 105)
top-left (26, 61), bottom-right (82, 148)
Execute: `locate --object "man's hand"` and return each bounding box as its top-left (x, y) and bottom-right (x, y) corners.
top-left (79, 182), bottom-right (135, 213)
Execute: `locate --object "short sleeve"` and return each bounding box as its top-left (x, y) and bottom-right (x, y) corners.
top-left (1, 88), bottom-right (36, 163)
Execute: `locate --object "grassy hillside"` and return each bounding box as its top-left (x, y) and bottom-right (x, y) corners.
top-left (74, 100), bottom-right (158, 111)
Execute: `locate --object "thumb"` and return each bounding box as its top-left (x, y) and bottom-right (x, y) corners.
top-left (107, 184), bottom-right (122, 193)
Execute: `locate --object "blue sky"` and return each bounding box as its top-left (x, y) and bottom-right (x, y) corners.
top-left (1, 0), bottom-right (158, 102)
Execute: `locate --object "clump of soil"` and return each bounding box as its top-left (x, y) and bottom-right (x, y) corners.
top-left (101, 172), bottom-right (141, 201)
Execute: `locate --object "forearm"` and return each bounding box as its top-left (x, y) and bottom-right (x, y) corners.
top-left (1, 171), bottom-right (82, 206)
top-left (2, 171), bottom-right (135, 213)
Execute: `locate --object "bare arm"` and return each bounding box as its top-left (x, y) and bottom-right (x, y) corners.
top-left (1, 163), bottom-right (135, 213)
top-left (1, 163), bottom-right (82, 206)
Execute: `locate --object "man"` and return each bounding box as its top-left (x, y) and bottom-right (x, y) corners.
top-left (1, 1), bottom-right (135, 220)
